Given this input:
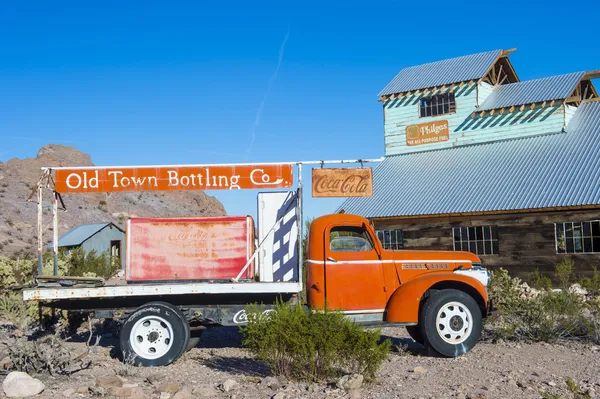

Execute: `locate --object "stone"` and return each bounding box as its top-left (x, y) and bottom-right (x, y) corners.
top-left (569, 284), bottom-right (588, 296)
top-left (192, 384), bottom-right (218, 396)
top-left (336, 374), bottom-right (364, 390)
top-left (96, 375), bottom-right (124, 388)
top-left (160, 392), bottom-right (171, 399)
top-left (272, 393), bottom-right (286, 399)
top-left (456, 394), bottom-right (467, 399)
top-left (221, 379), bottom-right (239, 392)
top-left (261, 376), bottom-right (282, 391)
top-left (347, 389), bottom-right (362, 399)
top-left (3, 371), bottom-right (45, 398)
top-left (172, 387), bottom-right (193, 399)
top-left (76, 386), bottom-right (90, 394)
top-left (129, 387), bottom-right (147, 399)
top-left (62, 387), bottom-right (76, 398)
top-left (413, 366), bottom-right (427, 374)
top-left (123, 383), bottom-right (139, 389)
top-left (147, 374), bottom-right (166, 386)
top-left (547, 381), bottom-right (557, 387)
top-left (0, 356), bottom-right (13, 370)
top-left (158, 383), bottom-right (181, 394)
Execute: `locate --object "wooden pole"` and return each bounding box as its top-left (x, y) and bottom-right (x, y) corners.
top-left (53, 191), bottom-right (58, 276)
top-left (37, 185), bottom-right (43, 275)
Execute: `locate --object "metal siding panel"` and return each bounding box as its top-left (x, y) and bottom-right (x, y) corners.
top-left (479, 72), bottom-right (584, 111)
top-left (379, 50), bottom-right (502, 96)
top-left (340, 102), bottom-right (600, 217)
top-left (55, 223), bottom-right (110, 247)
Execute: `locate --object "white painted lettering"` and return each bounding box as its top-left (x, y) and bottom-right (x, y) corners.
top-left (148, 176), bottom-right (158, 187)
top-left (131, 176), bottom-right (147, 186)
top-left (250, 168), bottom-right (284, 186)
top-left (121, 176), bottom-right (131, 187)
top-left (180, 175), bottom-right (190, 186)
top-left (108, 171), bottom-right (123, 188)
top-left (88, 170), bottom-right (99, 188)
top-left (230, 175), bottom-right (240, 189)
top-left (66, 173), bottom-right (82, 189)
top-left (218, 175), bottom-right (228, 187)
top-left (168, 171), bottom-right (178, 186)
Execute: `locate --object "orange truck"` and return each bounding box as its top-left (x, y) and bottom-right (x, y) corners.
top-left (23, 159), bottom-right (489, 367)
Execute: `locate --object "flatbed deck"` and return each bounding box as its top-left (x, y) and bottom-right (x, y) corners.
top-left (23, 281), bottom-right (302, 301)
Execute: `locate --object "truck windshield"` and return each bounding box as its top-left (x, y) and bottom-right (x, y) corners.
top-left (330, 226), bottom-right (373, 252)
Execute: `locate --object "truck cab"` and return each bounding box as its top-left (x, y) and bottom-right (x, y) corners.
top-left (306, 213), bottom-right (490, 357)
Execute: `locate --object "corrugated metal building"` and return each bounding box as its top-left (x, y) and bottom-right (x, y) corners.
top-left (53, 223), bottom-right (126, 269)
top-left (341, 49), bottom-right (600, 278)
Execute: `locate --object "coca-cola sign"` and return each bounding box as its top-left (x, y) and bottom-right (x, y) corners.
top-left (312, 168), bottom-right (373, 198)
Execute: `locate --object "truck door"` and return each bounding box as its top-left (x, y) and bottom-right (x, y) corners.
top-left (324, 224), bottom-right (387, 312)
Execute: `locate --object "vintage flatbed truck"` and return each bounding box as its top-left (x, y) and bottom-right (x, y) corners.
top-left (23, 160), bottom-right (490, 366)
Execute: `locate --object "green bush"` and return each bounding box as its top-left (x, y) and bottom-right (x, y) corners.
top-left (555, 257), bottom-right (574, 288)
top-left (487, 268), bottom-right (596, 342)
top-left (579, 266), bottom-right (600, 296)
top-left (529, 269), bottom-right (552, 291)
top-left (64, 248), bottom-right (118, 280)
top-left (240, 299), bottom-right (391, 382)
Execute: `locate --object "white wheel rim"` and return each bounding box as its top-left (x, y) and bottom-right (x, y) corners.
top-left (129, 315), bottom-right (174, 360)
top-left (435, 301), bottom-right (473, 345)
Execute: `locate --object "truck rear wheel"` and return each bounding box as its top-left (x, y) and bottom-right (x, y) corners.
top-left (420, 289), bottom-right (481, 357)
top-left (120, 302), bottom-right (190, 367)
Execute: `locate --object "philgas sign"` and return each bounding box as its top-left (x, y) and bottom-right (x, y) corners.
top-left (54, 164), bottom-right (294, 193)
top-left (312, 168), bottom-right (373, 198)
top-left (406, 120), bottom-right (449, 146)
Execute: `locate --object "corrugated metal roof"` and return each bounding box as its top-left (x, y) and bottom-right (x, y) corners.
top-left (53, 223), bottom-right (116, 247)
top-left (339, 101), bottom-right (600, 218)
top-left (479, 72), bottom-right (585, 111)
top-left (379, 50), bottom-right (503, 97)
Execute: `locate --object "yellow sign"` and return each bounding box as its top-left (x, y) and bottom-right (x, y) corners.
top-left (406, 120), bottom-right (449, 146)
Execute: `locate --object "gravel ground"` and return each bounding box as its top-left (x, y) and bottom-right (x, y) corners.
top-left (4, 326), bottom-right (600, 399)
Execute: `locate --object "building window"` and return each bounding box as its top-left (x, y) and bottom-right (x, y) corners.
top-left (555, 221), bottom-right (600, 253)
top-left (419, 92), bottom-right (456, 118)
top-left (452, 226), bottom-right (498, 255)
top-left (376, 229), bottom-right (404, 250)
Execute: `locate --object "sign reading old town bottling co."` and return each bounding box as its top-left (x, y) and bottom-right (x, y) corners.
top-left (54, 164), bottom-right (293, 193)
top-left (405, 120), bottom-right (449, 146)
top-left (312, 168), bottom-right (373, 198)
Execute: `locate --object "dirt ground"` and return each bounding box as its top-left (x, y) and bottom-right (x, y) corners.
top-left (4, 326), bottom-right (600, 399)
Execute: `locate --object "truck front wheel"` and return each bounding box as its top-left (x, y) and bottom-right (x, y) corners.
top-left (420, 289), bottom-right (482, 357)
top-left (120, 302), bottom-right (190, 367)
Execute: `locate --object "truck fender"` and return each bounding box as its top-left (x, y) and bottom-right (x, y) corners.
top-left (385, 272), bottom-right (488, 324)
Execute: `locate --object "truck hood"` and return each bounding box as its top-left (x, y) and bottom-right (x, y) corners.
top-left (386, 250), bottom-right (481, 268)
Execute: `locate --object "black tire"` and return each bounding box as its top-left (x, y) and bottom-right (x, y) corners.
top-left (419, 289), bottom-right (482, 357)
top-left (185, 331), bottom-right (203, 352)
top-left (120, 302), bottom-right (190, 367)
top-left (406, 325), bottom-right (424, 345)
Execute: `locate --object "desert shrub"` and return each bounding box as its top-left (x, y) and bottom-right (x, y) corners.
top-left (0, 258), bottom-right (18, 289)
top-left (529, 269), bottom-right (552, 291)
top-left (555, 257), bottom-right (575, 288)
top-left (66, 248), bottom-right (118, 280)
top-left (487, 268), bottom-right (596, 342)
top-left (4, 335), bottom-right (89, 375)
top-left (579, 266), bottom-right (600, 296)
top-left (0, 293), bottom-right (30, 330)
top-left (240, 299), bottom-right (391, 382)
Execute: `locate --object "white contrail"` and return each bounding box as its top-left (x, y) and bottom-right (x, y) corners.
top-left (244, 29), bottom-right (290, 160)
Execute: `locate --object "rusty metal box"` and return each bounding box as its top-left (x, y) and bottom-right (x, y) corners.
top-left (126, 216), bottom-right (255, 282)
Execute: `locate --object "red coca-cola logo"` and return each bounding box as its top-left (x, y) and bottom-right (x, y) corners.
top-left (314, 174), bottom-right (370, 195)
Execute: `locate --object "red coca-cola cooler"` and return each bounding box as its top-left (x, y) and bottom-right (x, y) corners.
top-left (126, 216), bottom-right (255, 282)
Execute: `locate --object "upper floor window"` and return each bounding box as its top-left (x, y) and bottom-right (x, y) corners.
top-left (376, 229), bottom-right (404, 250)
top-left (555, 221), bottom-right (600, 253)
top-left (419, 92), bottom-right (456, 118)
top-left (330, 226), bottom-right (373, 252)
top-left (453, 226), bottom-right (498, 255)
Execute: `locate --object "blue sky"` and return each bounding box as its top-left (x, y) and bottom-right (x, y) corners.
top-left (2, 0), bottom-right (600, 221)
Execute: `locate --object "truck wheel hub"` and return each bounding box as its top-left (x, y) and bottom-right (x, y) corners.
top-left (436, 301), bottom-right (473, 345)
top-left (130, 316), bottom-right (174, 359)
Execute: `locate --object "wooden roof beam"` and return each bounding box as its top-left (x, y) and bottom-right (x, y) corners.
top-left (500, 48), bottom-right (517, 57)
top-left (583, 70), bottom-right (600, 80)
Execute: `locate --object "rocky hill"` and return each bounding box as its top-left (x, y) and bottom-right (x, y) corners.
top-left (0, 144), bottom-right (226, 257)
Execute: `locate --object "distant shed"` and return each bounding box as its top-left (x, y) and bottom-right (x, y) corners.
top-left (51, 223), bottom-right (126, 269)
